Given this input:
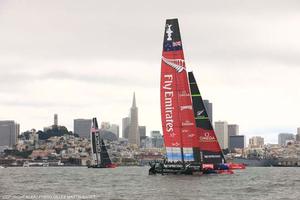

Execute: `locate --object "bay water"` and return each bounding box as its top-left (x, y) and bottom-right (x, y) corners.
top-left (0, 167), bottom-right (299, 200)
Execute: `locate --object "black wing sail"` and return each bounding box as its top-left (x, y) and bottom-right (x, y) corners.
top-left (100, 139), bottom-right (112, 166)
top-left (188, 72), bottom-right (225, 164)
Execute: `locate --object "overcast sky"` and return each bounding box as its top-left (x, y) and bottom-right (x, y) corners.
top-left (1, 0), bottom-right (300, 143)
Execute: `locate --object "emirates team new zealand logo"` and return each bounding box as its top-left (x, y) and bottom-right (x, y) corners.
top-left (162, 56), bottom-right (185, 73)
top-left (166, 24), bottom-right (173, 41)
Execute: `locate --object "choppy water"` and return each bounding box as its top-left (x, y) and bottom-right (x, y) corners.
top-left (0, 166), bottom-right (299, 200)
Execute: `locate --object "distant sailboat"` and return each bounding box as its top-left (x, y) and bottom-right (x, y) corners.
top-left (88, 118), bottom-right (116, 168)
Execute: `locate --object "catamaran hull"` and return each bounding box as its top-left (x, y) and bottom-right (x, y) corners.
top-left (226, 163), bottom-right (246, 170)
top-left (88, 163), bottom-right (117, 168)
top-left (149, 161), bottom-right (234, 175)
top-left (149, 163), bottom-right (200, 175)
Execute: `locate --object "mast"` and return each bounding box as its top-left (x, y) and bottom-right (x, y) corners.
top-left (161, 19), bottom-right (200, 164)
top-left (188, 72), bottom-right (225, 164)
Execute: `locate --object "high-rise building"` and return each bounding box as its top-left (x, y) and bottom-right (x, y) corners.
top-left (122, 117), bottom-right (130, 139)
top-left (214, 121), bottom-right (228, 150)
top-left (248, 136), bottom-right (264, 148)
top-left (15, 123), bottom-right (20, 137)
top-left (296, 128), bottom-right (300, 142)
top-left (139, 126), bottom-right (147, 148)
top-left (128, 93), bottom-right (140, 146)
top-left (74, 119), bottom-right (92, 139)
top-left (0, 120), bottom-right (19, 151)
top-left (228, 124), bottom-right (239, 137)
top-left (152, 137), bottom-right (164, 148)
top-left (141, 136), bottom-right (153, 149)
top-left (151, 130), bottom-right (162, 138)
top-left (139, 126), bottom-right (146, 138)
top-left (139, 125), bottom-right (146, 145)
top-left (150, 130), bottom-right (164, 148)
top-left (278, 133), bottom-right (295, 146)
top-left (229, 135), bottom-right (245, 151)
top-left (54, 114), bottom-right (58, 126)
top-left (203, 99), bottom-right (213, 123)
top-left (110, 124), bottom-right (119, 138)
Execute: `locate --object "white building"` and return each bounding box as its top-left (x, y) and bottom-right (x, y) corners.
top-left (101, 122), bottom-right (119, 138)
top-left (278, 133), bottom-right (295, 146)
top-left (248, 136), bottom-right (264, 148)
top-left (101, 121), bottom-right (110, 129)
top-left (110, 124), bottom-right (119, 138)
top-left (214, 121), bottom-right (228, 150)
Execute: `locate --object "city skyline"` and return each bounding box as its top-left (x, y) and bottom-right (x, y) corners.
top-left (1, 1), bottom-right (300, 143)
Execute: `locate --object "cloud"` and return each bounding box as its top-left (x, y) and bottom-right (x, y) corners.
top-left (0, 0), bottom-right (300, 142)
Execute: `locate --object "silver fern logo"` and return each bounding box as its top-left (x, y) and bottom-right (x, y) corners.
top-left (197, 110), bottom-right (204, 116)
top-left (162, 56), bottom-right (185, 73)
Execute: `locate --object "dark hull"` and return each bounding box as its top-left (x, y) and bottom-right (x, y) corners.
top-left (148, 161), bottom-right (233, 175)
top-left (149, 162), bottom-right (201, 175)
top-left (87, 163), bottom-right (117, 168)
top-left (88, 165), bottom-right (107, 168)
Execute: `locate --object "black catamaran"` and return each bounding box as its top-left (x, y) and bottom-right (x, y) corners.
top-left (149, 18), bottom-right (244, 175)
top-left (88, 118), bottom-right (116, 168)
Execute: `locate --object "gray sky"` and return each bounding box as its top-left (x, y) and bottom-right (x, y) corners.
top-left (1, 0), bottom-right (300, 143)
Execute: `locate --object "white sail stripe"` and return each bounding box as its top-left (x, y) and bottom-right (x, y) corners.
top-left (162, 56), bottom-right (185, 72)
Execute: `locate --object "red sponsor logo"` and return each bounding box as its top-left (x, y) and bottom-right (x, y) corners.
top-left (202, 164), bottom-right (214, 169)
top-left (180, 105), bottom-right (193, 111)
top-left (179, 91), bottom-right (190, 97)
top-left (182, 120), bottom-right (194, 126)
